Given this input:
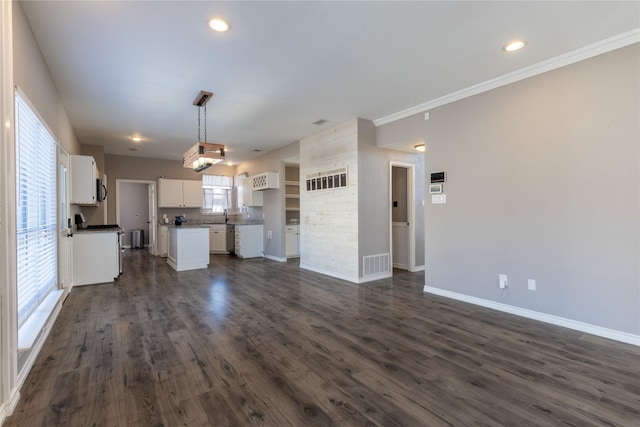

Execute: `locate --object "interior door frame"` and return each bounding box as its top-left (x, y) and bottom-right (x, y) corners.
top-left (115, 179), bottom-right (157, 253)
top-left (389, 161), bottom-right (416, 273)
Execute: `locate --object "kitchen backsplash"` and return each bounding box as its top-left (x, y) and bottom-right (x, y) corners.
top-left (158, 206), bottom-right (263, 224)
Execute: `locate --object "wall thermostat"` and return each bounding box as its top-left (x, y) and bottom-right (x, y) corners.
top-left (429, 184), bottom-right (443, 194)
top-left (430, 171), bottom-right (446, 183)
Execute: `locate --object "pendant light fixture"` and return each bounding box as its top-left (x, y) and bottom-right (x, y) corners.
top-left (183, 90), bottom-right (225, 172)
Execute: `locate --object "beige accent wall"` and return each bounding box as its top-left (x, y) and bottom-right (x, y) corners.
top-left (380, 44), bottom-right (640, 335)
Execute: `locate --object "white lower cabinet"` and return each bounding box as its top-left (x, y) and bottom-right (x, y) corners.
top-left (209, 224), bottom-right (227, 254)
top-left (73, 231), bottom-right (119, 285)
top-left (234, 224), bottom-right (263, 258)
top-left (285, 225), bottom-right (300, 258)
top-left (159, 225), bottom-right (169, 257)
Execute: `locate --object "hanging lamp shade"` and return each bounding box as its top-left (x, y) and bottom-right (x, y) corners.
top-left (183, 90), bottom-right (226, 172)
top-left (183, 142), bottom-right (225, 172)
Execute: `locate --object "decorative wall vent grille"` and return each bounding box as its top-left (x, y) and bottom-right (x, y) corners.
top-left (363, 253), bottom-right (391, 278)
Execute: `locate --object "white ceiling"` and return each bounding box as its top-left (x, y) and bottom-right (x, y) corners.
top-left (19, 1), bottom-right (639, 164)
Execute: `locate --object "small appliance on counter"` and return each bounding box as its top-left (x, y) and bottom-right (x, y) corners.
top-left (175, 216), bottom-right (186, 226)
top-left (74, 213), bottom-right (86, 229)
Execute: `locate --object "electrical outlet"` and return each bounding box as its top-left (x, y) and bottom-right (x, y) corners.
top-left (528, 279), bottom-right (536, 291)
top-left (499, 274), bottom-right (508, 289)
top-left (267, 230), bottom-right (272, 239)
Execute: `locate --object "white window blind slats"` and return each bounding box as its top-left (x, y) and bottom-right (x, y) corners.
top-left (202, 174), bottom-right (232, 214)
top-left (15, 92), bottom-right (58, 328)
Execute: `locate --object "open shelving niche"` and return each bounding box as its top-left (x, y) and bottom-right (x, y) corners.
top-left (284, 165), bottom-right (300, 225)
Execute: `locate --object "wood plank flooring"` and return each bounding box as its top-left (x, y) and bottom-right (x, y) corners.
top-left (5, 250), bottom-right (639, 426)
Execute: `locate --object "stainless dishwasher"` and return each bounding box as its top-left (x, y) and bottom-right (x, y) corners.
top-left (226, 224), bottom-right (235, 255)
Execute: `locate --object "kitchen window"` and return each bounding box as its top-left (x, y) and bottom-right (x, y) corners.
top-left (202, 174), bottom-right (232, 214)
top-left (15, 91), bottom-right (58, 333)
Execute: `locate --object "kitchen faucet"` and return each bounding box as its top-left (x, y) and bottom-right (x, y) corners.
top-left (224, 209), bottom-right (229, 223)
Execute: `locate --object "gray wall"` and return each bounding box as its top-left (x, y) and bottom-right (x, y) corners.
top-left (13, 2), bottom-right (80, 156)
top-left (359, 118), bottom-right (426, 274)
top-left (104, 154), bottom-right (236, 224)
top-left (236, 141), bottom-right (300, 260)
top-left (380, 44), bottom-right (640, 334)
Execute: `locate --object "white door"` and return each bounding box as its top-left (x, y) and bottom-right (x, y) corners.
top-left (389, 163), bottom-right (415, 272)
top-left (147, 183), bottom-right (157, 255)
top-left (58, 148), bottom-right (72, 292)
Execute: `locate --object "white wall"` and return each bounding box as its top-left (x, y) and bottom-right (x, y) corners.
top-left (300, 119), bottom-right (360, 281)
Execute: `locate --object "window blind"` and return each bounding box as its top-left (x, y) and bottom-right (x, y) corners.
top-left (15, 92), bottom-right (58, 328)
top-left (202, 174), bottom-right (232, 214)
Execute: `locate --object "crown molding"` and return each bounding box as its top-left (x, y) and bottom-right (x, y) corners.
top-left (374, 29), bottom-right (640, 127)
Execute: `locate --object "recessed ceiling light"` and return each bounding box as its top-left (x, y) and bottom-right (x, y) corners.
top-left (130, 136), bottom-right (143, 142)
top-left (209, 17), bottom-right (230, 32)
top-left (313, 119), bottom-right (329, 126)
top-left (414, 143), bottom-right (426, 152)
top-left (503, 40), bottom-right (526, 52)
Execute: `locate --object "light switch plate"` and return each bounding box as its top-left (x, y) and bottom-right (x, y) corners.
top-left (432, 194), bottom-right (446, 204)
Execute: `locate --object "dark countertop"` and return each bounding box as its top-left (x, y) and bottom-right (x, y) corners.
top-left (159, 221), bottom-right (263, 226)
top-left (75, 228), bottom-right (123, 234)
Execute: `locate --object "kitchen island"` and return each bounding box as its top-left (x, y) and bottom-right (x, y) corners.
top-left (167, 225), bottom-right (209, 272)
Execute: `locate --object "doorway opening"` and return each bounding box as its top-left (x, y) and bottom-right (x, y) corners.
top-left (389, 162), bottom-right (415, 272)
top-left (116, 180), bottom-right (157, 254)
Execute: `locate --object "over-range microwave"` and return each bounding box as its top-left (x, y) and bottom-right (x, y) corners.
top-left (96, 178), bottom-right (108, 202)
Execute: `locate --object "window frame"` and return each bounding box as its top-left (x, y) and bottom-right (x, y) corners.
top-left (201, 174), bottom-right (233, 215)
top-left (14, 90), bottom-right (59, 329)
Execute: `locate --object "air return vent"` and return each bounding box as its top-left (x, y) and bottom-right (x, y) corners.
top-left (362, 253), bottom-right (390, 278)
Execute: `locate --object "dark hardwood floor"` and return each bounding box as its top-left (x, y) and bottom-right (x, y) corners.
top-left (5, 250), bottom-right (639, 426)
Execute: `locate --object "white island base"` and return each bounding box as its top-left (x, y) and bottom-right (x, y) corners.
top-left (167, 226), bottom-right (210, 272)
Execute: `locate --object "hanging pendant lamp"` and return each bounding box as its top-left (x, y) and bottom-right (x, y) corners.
top-left (183, 90), bottom-right (225, 172)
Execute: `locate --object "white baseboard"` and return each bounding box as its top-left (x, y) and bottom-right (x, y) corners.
top-left (299, 264), bottom-right (393, 284)
top-left (265, 254), bottom-right (287, 263)
top-left (392, 264), bottom-right (425, 273)
top-left (359, 272), bottom-right (393, 283)
top-left (299, 263), bottom-right (360, 284)
top-left (423, 286), bottom-right (640, 346)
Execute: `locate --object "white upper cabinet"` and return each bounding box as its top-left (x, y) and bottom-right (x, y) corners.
top-left (238, 178), bottom-right (263, 207)
top-left (70, 155), bottom-right (98, 205)
top-left (182, 180), bottom-right (203, 207)
top-left (251, 172), bottom-right (279, 190)
top-left (158, 178), bottom-right (202, 208)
